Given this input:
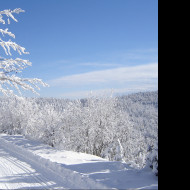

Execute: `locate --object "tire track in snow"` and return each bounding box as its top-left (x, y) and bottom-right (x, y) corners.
top-left (0, 151), bottom-right (56, 188)
top-left (0, 155), bottom-right (10, 189)
top-left (0, 136), bottom-right (107, 189)
top-left (0, 152), bottom-right (33, 189)
top-left (0, 142), bottom-right (67, 189)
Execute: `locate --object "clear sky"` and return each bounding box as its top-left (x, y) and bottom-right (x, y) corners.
top-left (1, 0), bottom-right (158, 99)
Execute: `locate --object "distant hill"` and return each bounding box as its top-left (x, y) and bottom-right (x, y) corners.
top-left (118, 91), bottom-right (158, 141)
top-left (118, 91), bottom-right (158, 108)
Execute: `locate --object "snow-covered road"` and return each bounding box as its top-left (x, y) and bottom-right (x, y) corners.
top-left (0, 137), bottom-right (106, 189)
top-left (0, 140), bottom-right (68, 189)
top-left (0, 134), bottom-right (158, 189)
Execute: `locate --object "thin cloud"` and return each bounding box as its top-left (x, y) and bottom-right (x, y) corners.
top-left (50, 63), bottom-right (158, 87)
top-left (79, 62), bottom-right (122, 67)
top-left (59, 85), bottom-right (158, 99)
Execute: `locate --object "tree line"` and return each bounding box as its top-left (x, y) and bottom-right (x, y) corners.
top-left (0, 91), bottom-right (158, 175)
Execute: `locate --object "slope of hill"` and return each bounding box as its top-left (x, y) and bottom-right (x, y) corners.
top-left (0, 91), bottom-right (158, 174)
top-left (0, 134), bottom-right (158, 189)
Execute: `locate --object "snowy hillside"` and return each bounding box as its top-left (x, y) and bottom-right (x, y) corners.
top-left (0, 91), bottom-right (158, 173)
top-left (0, 134), bottom-right (158, 189)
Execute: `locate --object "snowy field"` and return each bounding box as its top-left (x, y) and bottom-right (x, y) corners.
top-left (0, 134), bottom-right (158, 189)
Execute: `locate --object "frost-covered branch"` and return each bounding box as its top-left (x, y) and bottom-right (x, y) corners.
top-left (0, 8), bottom-right (48, 96)
top-left (0, 57), bottom-right (48, 95)
top-left (0, 73), bottom-right (48, 96)
top-left (0, 39), bottom-right (29, 56)
top-left (0, 58), bottom-right (31, 73)
top-left (0, 28), bottom-right (15, 38)
top-left (0, 8), bottom-right (25, 24)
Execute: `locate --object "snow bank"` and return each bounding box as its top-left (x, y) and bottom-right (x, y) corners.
top-left (0, 134), bottom-right (107, 189)
top-left (0, 134), bottom-right (158, 189)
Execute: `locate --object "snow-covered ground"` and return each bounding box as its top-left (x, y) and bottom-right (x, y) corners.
top-left (0, 134), bottom-right (158, 189)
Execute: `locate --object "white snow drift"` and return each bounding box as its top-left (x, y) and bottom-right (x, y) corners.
top-left (0, 134), bottom-right (158, 189)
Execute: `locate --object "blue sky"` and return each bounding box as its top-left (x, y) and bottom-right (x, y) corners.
top-left (1, 0), bottom-right (158, 98)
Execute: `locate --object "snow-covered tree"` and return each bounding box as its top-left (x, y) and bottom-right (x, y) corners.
top-left (146, 142), bottom-right (158, 176)
top-left (0, 91), bottom-right (158, 171)
top-left (0, 8), bottom-right (47, 96)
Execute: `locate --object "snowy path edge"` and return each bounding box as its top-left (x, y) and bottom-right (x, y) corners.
top-left (0, 136), bottom-right (108, 189)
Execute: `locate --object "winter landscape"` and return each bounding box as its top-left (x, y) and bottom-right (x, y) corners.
top-left (0, 1), bottom-right (158, 189)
